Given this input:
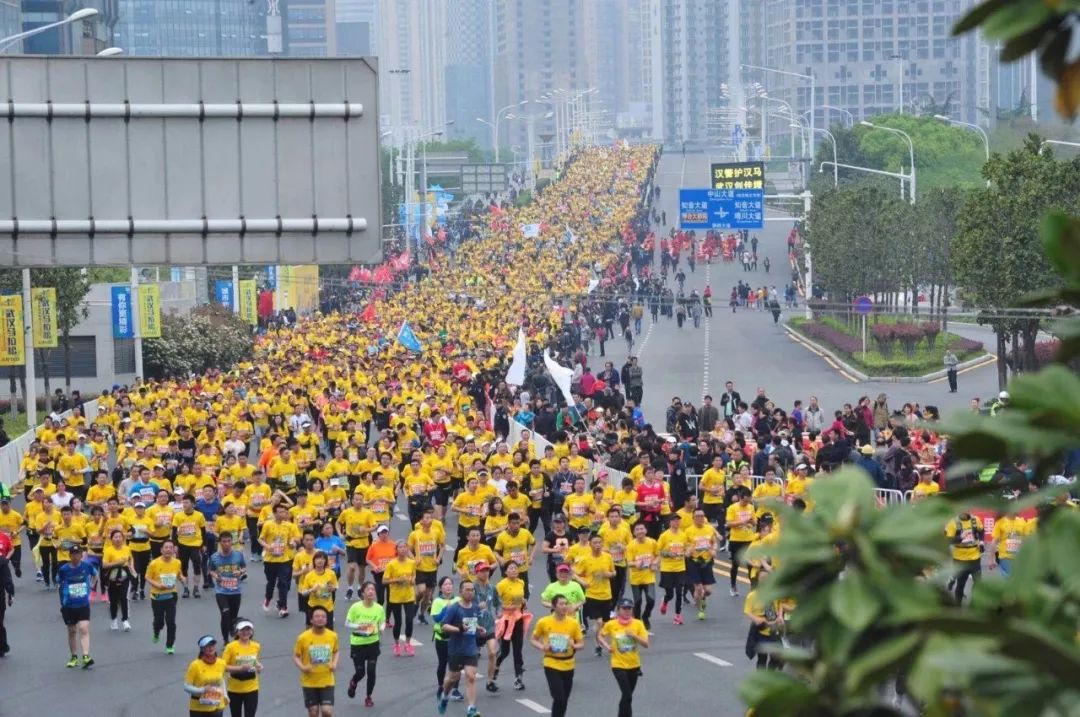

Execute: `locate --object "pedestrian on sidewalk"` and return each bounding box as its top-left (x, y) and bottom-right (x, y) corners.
top-left (944, 350), bottom-right (959, 393)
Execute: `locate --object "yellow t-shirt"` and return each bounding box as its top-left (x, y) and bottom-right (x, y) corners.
top-left (575, 552), bottom-right (615, 600)
top-left (102, 543), bottom-right (133, 571)
top-left (945, 516), bottom-right (984, 561)
top-left (496, 577), bottom-right (526, 610)
top-left (700, 468), bottom-right (727, 504)
top-left (293, 628), bottom-right (339, 688)
top-left (407, 526), bottom-right (445, 572)
top-left (382, 558), bottom-right (417, 604)
top-left (562, 493), bottom-right (594, 529)
top-left (992, 516), bottom-right (1029, 560)
top-left (494, 528), bottom-right (535, 569)
top-left (146, 556), bottom-right (182, 597)
top-left (455, 544), bottom-right (497, 580)
top-left (532, 615), bottom-right (583, 671)
top-left (184, 657), bottom-right (228, 713)
top-left (453, 491), bottom-right (486, 529)
top-left (221, 639), bottom-right (261, 694)
top-left (57, 452), bottom-right (90, 487)
top-left (656, 529), bottom-right (687, 573)
top-left (683, 522), bottom-right (719, 560)
top-left (726, 503), bottom-right (757, 543)
top-left (625, 538), bottom-right (658, 585)
top-left (913, 481), bottom-right (941, 498)
top-left (600, 617), bottom-right (647, 670)
top-left (172, 510), bottom-right (207, 547)
top-left (259, 520), bottom-right (301, 563)
top-left (0, 510), bottom-right (25, 546)
top-left (597, 522), bottom-right (632, 567)
top-left (299, 569), bottom-right (339, 611)
top-left (337, 507), bottom-right (375, 548)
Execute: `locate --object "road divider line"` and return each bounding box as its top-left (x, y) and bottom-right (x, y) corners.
top-left (928, 355), bottom-right (998, 383)
top-left (712, 567), bottom-right (752, 585)
top-left (517, 698), bottom-right (552, 713)
top-left (693, 652), bottom-right (734, 667)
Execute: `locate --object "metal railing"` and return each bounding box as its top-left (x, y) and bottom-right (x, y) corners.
top-left (1, 399), bottom-right (99, 489)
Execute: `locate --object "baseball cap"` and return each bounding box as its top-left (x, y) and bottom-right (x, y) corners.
top-left (473, 561), bottom-right (491, 573)
top-left (616, 598), bottom-right (634, 609)
top-left (860, 445), bottom-right (874, 456)
top-left (0, 497), bottom-right (9, 504)
top-left (556, 563), bottom-right (571, 573)
top-left (375, 524), bottom-right (390, 535)
top-left (69, 543), bottom-right (84, 553)
top-left (133, 501), bottom-right (146, 509)
top-left (233, 619), bottom-right (254, 634)
top-left (795, 463), bottom-right (808, 471)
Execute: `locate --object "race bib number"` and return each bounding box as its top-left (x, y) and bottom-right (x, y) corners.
top-left (308, 644), bottom-right (331, 665)
top-left (356, 622), bottom-right (375, 636)
top-left (250, 495), bottom-right (266, 507)
top-left (1005, 534), bottom-right (1021, 554)
top-left (133, 526), bottom-right (148, 539)
top-left (462, 617), bottom-right (478, 636)
top-left (570, 504), bottom-right (586, 517)
top-left (694, 538), bottom-right (710, 552)
top-left (960, 529), bottom-right (974, 544)
top-left (615, 633), bottom-right (636, 653)
top-left (179, 523), bottom-right (197, 537)
top-left (199, 688), bottom-right (222, 706)
top-left (160, 573), bottom-right (177, 589)
top-left (418, 540), bottom-right (437, 557)
top-left (348, 523), bottom-right (363, 537)
top-left (547, 633), bottom-right (569, 654)
top-left (218, 576), bottom-right (239, 591)
top-left (739, 511), bottom-right (753, 524)
top-left (509, 549), bottom-right (525, 564)
top-left (610, 544), bottom-right (625, 562)
top-left (668, 544), bottom-right (684, 558)
top-left (68, 582), bottom-right (88, 599)
top-left (621, 502), bottom-right (635, 517)
top-left (331, 477), bottom-right (345, 487)
top-left (372, 501), bottom-right (386, 513)
top-left (282, 474), bottom-right (296, 486)
top-left (269, 543), bottom-right (284, 557)
top-left (155, 514), bottom-right (171, 527)
top-left (60, 539), bottom-right (78, 552)
top-left (634, 555), bottom-right (652, 569)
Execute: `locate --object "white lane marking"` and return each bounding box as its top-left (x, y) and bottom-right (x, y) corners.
top-left (517, 698), bottom-right (552, 714)
top-left (394, 511), bottom-right (409, 521)
top-left (410, 638), bottom-right (424, 647)
top-left (694, 652), bottom-right (734, 667)
top-left (637, 317), bottom-right (657, 357)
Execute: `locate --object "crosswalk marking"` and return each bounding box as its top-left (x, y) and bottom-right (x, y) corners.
top-left (693, 652), bottom-right (734, 667)
top-left (516, 698), bottom-right (551, 713)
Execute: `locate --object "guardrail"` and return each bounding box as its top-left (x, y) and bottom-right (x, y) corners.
top-left (1, 399), bottom-right (99, 489)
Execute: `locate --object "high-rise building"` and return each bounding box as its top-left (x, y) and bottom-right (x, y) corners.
top-left (335, 0), bottom-right (375, 55)
top-left (445, 0), bottom-right (493, 148)
top-left (281, 0), bottom-right (335, 57)
top-left (21, 0), bottom-right (117, 54)
top-left (0, 0), bottom-right (19, 41)
top-left (378, 0), bottom-right (447, 138)
top-left (760, 0), bottom-right (983, 135)
top-left (493, 0), bottom-right (588, 150)
top-left (114, 0), bottom-right (264, 56)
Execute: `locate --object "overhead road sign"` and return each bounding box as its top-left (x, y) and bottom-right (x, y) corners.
top-left (679, 188), bottom-right (764, 230)
top-left (711, 161), bottom-right (765, 191)
top-left (0, 56), bottom-right (382, 267)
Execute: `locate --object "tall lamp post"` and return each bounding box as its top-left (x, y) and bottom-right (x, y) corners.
top-left (480, 101), bottom-right (527, 163)
top-left (0, 7), bottom-right (98, 54)
top-left (861, 121), bottom-right (916, 203)
top-left (934, 115), bottom-right (990, 186)
top-left (741, 64), bottom-right (816, 161)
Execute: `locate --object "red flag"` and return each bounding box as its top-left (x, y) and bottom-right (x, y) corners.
top-left (348, 266), bottom-right (362, 281)
top-left (620, 260), bottom-right (630, 278)
top-left (357, 267), bottom-right (373, 283)
top-left (359, 303), bottom-right (376, 322)
top-left (373, 265), bottom-right (393, 284)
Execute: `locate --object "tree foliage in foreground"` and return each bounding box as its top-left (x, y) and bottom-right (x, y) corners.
top-left (143, 304), bottom-right (254, 380)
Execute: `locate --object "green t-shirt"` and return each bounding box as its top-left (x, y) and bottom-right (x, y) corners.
top-left (431, 596), bottom-right (459, 641)
top-left (345, 601), bottom-right (385, 646)
top-left (540, 580), bottom-right (585, 609)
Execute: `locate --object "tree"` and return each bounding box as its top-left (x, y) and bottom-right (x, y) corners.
top-left (143, 304), bottom-right (254, 380)
top-left (952, 136), bottom-right (1076, 386)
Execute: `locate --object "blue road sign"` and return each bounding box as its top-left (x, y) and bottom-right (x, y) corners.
top-left (679, 188), bottom-right (764, 230)
top-left (853, 295), bottom-right (874, 315)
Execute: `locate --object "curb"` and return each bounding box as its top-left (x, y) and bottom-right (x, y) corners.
top-left (782, 323), bottom-right (995, 383)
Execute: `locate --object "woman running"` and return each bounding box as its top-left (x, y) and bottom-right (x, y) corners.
top-left (494, 560), bottom-right (531, 691)
top-left (298, 550), bottom-right (338, 629)
top-left (147, 539), bottom-right (184, 654)
top-left (184, 635), bottom-right (228, 717)
top-left (126, 501), bottom-right (154, 600)
top-left (431, 576), bottom-right (463, 703)
top-left (598, 598), bottom-right (650, 717)
top-left (222, 619), bottom-right (263, 717)
top-left (383, 540), bottom-right (418, 656)
top-left (344, 581), bottom-right (385, 708)
top-left (530, 594), bottom-right (585, 717)
top-left (101, 529), bottom-right (134, 632)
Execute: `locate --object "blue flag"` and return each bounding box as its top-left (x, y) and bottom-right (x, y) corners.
top-left (397, 321), bottom-right (423, 353)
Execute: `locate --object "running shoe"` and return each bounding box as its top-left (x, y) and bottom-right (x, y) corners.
top-left (405, 643), bottom-right (415, 657)
top-left (364, 696), bottom-right (374, 708)
top-left (35, 571), bottom-right (43, 582)
top-left (643, 618), bottom-right (651, 630)
top-left (278, 609), bottom-right (289, 619)
top-left (729, 588), bottom-right (739, 597)
top-left (81, 656), bottom-right (94, 669)
top-left (673, 614), bottom-right (683, 625)
top-left (262, 599), bottom-right (271, 612)
top-left (65, 655), bottom-right (79, 668)
top-left (449, 689), bottom-right (465, 701)
top-left (393, 642), bottom-right (402, 657)
top-left (514, 678), bottom-right (525, 691)
top-left (345, 587), bottom-right (354, 601)
top-left (165, 646), bottom-right (175, 655)
top-left (437, 696), bottom-right (449, 715)
top-left (659, 600), bottom-right (668, 615)
top-left (486, 681), bottom-right (499, 693)
top-left (466, 706), bottom-right (480, 717)
top-left (595, 645), bottom-right (602, 657)
top-left (192, 587), bottom-right (201, 599)
top-left (182, 587), bottom-right (190, 598)
top-left (152, 633), bottom-right (160, 644)
top-left (418, 613), bottom-right (428, 625)
top-left (697, 609), bottom-right (706, 621)
top-left (139, 590), bottom-right (146, 600)
top-left (122, 620), bottom-right (132, 632)
top-left (347, 677), bottom-right (358, 699)
top-left (110, 618), bottom-right (119, 631)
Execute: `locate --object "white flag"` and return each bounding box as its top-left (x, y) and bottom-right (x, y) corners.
top-left (544, 350), bottom-right (576, 409)
top-left (521, 223), bottom-right (541, 238)
top-left (587, 279), bottom-right (600, 294)
top-left (506, 329), bottom-right (527, 387)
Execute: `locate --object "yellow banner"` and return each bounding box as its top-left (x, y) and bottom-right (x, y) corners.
top-left (0, 295), bottom-right (25, 366)
top-left (31, 287), bottom-right (58, 348)
top-left (139, 284), bottom-right (161, 338)
top-left (275, 265), bottom-right (293, 313)
top-left (238, 279), bottom-right (257, 326)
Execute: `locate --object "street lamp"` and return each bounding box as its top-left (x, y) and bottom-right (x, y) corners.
top-left (1037, 139), bottom-right (1080, 155)
top-left (811, 127), bottom-right (838, 187)
top-left (483, 101), bottom-right (528, 163)
top-left (741, 63), bottom-right (816, 160)
top-left (819, 161), bottom-right (909, 201)
top-left (806, 105), bottom-right (852, 128)
top-left (934, 114), bottom-right (990, 187)
top-left (861, 121), bottom-right (916, 203)
top-left (0, 7), bottom-right (98, 54)
top-left (96, 47), bottom-right (124, 57)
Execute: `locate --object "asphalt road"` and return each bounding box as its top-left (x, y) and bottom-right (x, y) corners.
top-left (635, 151), bottom-right (1002, 426)
top-left (1, 503), bottom-right (757, 717)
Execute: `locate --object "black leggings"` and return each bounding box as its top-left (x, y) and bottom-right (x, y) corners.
top-left (729, 541), bottom-right (752, 590)
top-left (350, 644), bottom-right (379, 698)
top-left (544, 667), bottom-right (574, 717)
top-left (178, 544), bottom-right (203, 580)
top-left (631, 584), bottom-right (655, 623)
top-left (39, 546), bottom-right (58, 586)
top-left (151, 595), bottom-right (178, 648)
top-left (371, 572), bottom-right (387, 607)
top-left (496, 619), bottom-right (525, 678)
top-left (216, 593), bottom-right (242, 643)
top-left (435, 639), bottom-right (450, 689)
top-left (388, 601), bottom-right (417, 641)
top-left (227, 690), bottom-right (258, 717)
top-left (107, 579), bottom-right (129, 621)
top-left (661, 575), bottom-right (684, 615)
top-left (246, 517), bottom-right (262, 557)
top-left (613, 667), bottom-right (640, 717)
top-left (132, 549), bottom-right (150, 592)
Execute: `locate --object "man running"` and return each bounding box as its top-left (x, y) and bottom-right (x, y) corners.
top-left (598, 598), bottom-right (650, 717)
top-left (208, 531), bottom-right (247, 644)
top-left (530, 594), bottom-right (585, 717)
top-left (437, 579), bottom-right (485, 717)
top-left (294, 606), bottom-right (340, 717)
top-left (57, 544), bottom-right (96, 668)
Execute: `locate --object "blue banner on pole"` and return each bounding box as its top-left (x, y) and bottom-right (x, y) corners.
top-left (266, 266), bottom-right (277, 289)
top-left (678, 188), bottom-right (764, 230)
top-left (111, 286), bottom-right (133, 339)
top-left (214, 280), bottom-right (234, 309)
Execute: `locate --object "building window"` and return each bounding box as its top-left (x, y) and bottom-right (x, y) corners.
top-left (114, 338), bottom-right (136, 375)
top-left (32, 336), bottom-right (97, 378)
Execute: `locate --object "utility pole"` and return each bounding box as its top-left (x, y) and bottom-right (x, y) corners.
top-left (802, 190), bottom-right (813, 320)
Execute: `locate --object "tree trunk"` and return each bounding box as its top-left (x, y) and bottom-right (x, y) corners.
top-left (63, 328), bottom-right (72, 392)
top-left (38, 349), bottom-right (50, 404)
top-left (1009, 328), bottom-right (1020, 378)
top-left (996, 331), bottom-right (1007, 390)
top-left (1022, 321), bottom-right (1038, 373)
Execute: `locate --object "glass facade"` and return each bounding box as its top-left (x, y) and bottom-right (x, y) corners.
top-left (115, 0), bottom-right (267, 57)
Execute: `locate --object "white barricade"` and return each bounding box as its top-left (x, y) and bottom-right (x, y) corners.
top-left (0, 398), bottom-right (98, 489)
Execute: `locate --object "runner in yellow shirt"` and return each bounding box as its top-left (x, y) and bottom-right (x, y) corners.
top-left (184, 635), bottom-right (228, 714)
top-left (598, 598), bottom-right (650, 717)
top-left (407, 508), bottom-right (445, 618)
top-left (221, 620), bottom-right (262, 715)
top-left (683, 507), bottom-right (720, 620)
top-left (298, 550), bottom-right (339, 629)
top-left (382, 541), bottom-right (419, 656)
top-left (292, 607), bottom-right (340, 716)
top-left (624, 522), bottom-right (658, 629)
top-left (530, 595), bottom-right (585, 717)
top-left (656, 514), bottom-right (688, 624)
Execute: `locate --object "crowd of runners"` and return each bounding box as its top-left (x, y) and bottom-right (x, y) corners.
top-left (0, 144), bottom-right (1074, 717)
